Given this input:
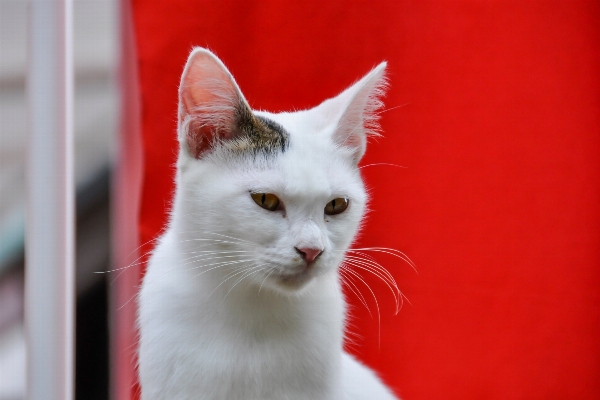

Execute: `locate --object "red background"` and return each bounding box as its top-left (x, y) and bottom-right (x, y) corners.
top-left (127, 1), bottom-right (600, 398)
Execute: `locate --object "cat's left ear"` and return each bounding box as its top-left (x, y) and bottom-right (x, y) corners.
top-left (329, 62), bottom-right (388, 164)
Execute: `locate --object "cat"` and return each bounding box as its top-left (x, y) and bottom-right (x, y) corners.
top-left (137, 47), bottom-right (399, 400)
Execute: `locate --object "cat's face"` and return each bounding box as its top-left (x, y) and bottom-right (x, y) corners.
top-left (177, 111), bottom-right (367, 294)
top-left (173, 48), bottom-right (386, 294)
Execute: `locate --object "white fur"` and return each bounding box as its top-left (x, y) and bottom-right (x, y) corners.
top-left (138, 48), bottom-right (398, 400)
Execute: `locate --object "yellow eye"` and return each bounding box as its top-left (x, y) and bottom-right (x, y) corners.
top-left (324, 197), bottom-right (349, 215)
top-left (251, 192), bottom-right (280, 211)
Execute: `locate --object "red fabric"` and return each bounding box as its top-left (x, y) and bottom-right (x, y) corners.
top-left (130, 1), bottom-right (600, 398)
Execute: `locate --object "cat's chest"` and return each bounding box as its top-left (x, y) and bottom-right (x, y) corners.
top-left (151, 291), bottom-right (343, 398)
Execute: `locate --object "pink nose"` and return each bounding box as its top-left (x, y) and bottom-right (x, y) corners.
top-left (295, 247), bottom-right (322, 264)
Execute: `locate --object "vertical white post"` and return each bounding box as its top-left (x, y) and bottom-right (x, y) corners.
top-left (25, 0), bottom-right (74, 399)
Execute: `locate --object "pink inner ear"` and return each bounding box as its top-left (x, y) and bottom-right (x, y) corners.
top-left (185, 121), bottom-right (215, 159)
top-left (182, 59), bottom-right (232, 114)
top-left (342, 133), bottom-right (362, 149)
top-left (179, 50), bottom-right (241, 158)
top-left (342, 132), bottom-right (366, 162)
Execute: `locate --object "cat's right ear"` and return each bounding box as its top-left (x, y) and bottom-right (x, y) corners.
top-left (178, 48), bottom-right (249, 159)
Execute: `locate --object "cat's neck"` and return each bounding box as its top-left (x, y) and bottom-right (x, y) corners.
top-left (212, 275), bottom-right (345, 330)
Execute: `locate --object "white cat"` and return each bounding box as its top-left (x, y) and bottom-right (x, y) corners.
top-left (138, 47), bottom-right (399, 400)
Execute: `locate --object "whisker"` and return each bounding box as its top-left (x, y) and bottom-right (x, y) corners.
top-left (99, 247), bottom-right (155, 274)
top-left (116, 289), bottom-right (139, 312)
top-left (340, 266), bottom-right (382, 348)
top-left (345, 254), bottom-right (410, 314)
top-left (345, 247), bottom-right (417, 273)
top-left (344, 254), bottom-right (398, 288)
top-left (187, 259), bottom-right (256, 278)
top-left (207, 264), bottom-right (255, 299)
top-left (107, 248), bottom-right (157, 286)
top-left (179, 253), bottom-right (249, 266)
top-left (343, 258), bottom-right (399, 298)
top-left (358, 163), bottom-right (407, 169)
top-left (342, 260), bottom-right (398, 312)
top-left (339, 267), bottom-right (372, 317)
top-left (180, 250), bottom-right (251, 255)
top-left (206, 267), bottom-right (247, 294)
top-left (181, 238), bottom-right (254, 247)
top-left (137, 258), bottom-right (253, 288)
top-left (344, 256), bottom-right (398, 287)
top-left (110, 235), bottom-right (160, 273)
top-left (177, 231), bottom-right (255, 245)
top-left (225, 266), bottom-right (266, 298)
top-left (258, 268), bottom-right (276, 294)
top-left (199, 232), bottom-right (255, 244)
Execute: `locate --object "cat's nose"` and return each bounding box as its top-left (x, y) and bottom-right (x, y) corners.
top-left (295, 247), bottom-right (323, 264)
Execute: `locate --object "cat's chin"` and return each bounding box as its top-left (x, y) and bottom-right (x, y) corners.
top-left (260, 269), bottom-right (317, 294)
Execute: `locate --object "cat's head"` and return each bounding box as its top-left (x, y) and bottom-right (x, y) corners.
top-left (172, 47), bottom-right (387, 295)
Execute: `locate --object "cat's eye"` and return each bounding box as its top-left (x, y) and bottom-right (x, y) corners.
top-left (251, 192), bottom-right (280, 211)
top-left (324, 197), bottom-right (349, 215)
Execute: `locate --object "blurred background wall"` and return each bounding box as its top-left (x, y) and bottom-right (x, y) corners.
top-left (0, 1), bottom-right (118, 399)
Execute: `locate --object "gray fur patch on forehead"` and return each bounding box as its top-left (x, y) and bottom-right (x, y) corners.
top-left (221, 105), bottom-right (289, 156)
